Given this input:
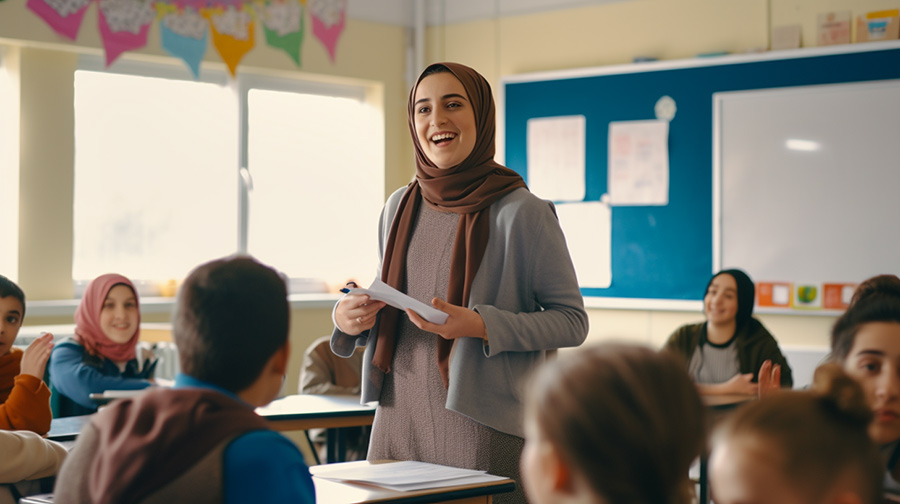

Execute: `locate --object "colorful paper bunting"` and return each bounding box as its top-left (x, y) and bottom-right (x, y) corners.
top-left (24, 0), bottom-right (347, 76)
top-left (308, 0), bottom-right (344, 63)
top-left (262, 0), bottom-right (304, 66)
top-left (26, 0), bottom-right (92, 40)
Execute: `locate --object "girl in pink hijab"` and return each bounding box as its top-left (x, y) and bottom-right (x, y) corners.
top-left (49, 274), bottom-right (155, 417)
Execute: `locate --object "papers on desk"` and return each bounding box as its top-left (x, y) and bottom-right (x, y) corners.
top-left (311, 461), bottom-right (507, 492)
top-left (348, 279), bottom-right (449, 325)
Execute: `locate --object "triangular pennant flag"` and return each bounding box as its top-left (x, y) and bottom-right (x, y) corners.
top-left (308, 0), bottom-right (345, 63)
top-left (26, 0), bottom-right (92, 41)
top-left (98, 0), bottom-right (155, 67)
top-left (262, 0), bottom-right (304, 66)
top-left (158, 4), bottom-right (208, 78)
top-left (203, 5), bottom-right (255, 77)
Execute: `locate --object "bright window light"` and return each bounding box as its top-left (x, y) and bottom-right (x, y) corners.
top-left (247, 89), bottom-right (383, 289)
top-left (73, 70), bottom-right (239, 287)
top-left (0, 48), bottom-right (20, 281)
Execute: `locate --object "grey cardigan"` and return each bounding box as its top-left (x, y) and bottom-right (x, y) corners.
top-left (332, 187), bottom-right (589, 438)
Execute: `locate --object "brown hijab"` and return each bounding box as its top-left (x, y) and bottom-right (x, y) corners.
top-left (371, 62), bottom-right (527, 387)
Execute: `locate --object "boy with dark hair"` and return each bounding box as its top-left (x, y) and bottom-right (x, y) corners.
top-left (0, 274), bottom-right (54, 434)
top-left (54, 257), bottom-right (315, 504)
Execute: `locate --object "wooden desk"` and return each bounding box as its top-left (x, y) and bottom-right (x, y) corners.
top-left (257, 394), bottom-right (376, 431)
top-left (47, 414), bottom-right (92, 442)
top-left (310, 461), bottom-right (515, 504)
top-left (48, 394), bottom-right (376, 462)
top-left (258, 394), bottom-right (376, 463)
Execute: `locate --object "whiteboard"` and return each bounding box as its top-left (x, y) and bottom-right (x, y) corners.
top-left (715, 79), bottom-right (900, 287)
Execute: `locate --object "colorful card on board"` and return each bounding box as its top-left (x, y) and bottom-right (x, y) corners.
top-left (856, 10), bottom-right (900, 43)
top-left (817, 11), bottom-right (851, 46)
top-left (823, 282), bottom-right (857, 310)
top-left (793, 283), bottom-right (822, 310)
top-left (757, 282), bottom-right (792, 308)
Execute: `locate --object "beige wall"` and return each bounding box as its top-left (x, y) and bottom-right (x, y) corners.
top-left (0, 0), bottom-right (414, 300)
top-left (424, 0), bottom-right (889, 350)
top-left (3, 0), bottom-right (885, 371)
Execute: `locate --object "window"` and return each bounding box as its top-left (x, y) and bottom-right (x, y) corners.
top-left (246, 88), bottom-right (383, 289)
top-left (0, 47), bottom-right (19, 280)
top-left (73, 58), bottom-right (384, 294)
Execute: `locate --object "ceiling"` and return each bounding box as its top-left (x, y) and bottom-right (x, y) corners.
top-left (346, 0), bottom-right (630, 27)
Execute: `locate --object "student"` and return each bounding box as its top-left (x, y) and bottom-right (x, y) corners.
top-left (299, 334), bottom-right (367, 462)
top-left (709, 363), bottom-right (883, 504)
top-left (332, 62), bottom-right (588, 503)
top-left (828, 274), bottom-right (900, 494)
top-left (520, 342), bottom-right (704, 504)
top-left (54, 256), bottom-right (315, 503)
top-left (664, 268), bottom-right (792, 396)
top-left (0, 429), bottom-right (67, 504)
top-left (0, 274), bottom-right (54, 434)
top-left (48, 273), bottom-right (155, 416)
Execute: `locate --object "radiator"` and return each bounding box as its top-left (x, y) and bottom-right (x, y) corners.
top-left (151, 341), bottom-right (180, 381)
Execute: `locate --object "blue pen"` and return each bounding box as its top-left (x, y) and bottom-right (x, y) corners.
top-left (340, 282), bottom-right (359, 294)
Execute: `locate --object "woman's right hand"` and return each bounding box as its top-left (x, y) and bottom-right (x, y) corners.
top-left (722, 372), bottom-right (759, 395)
top-left (335, 293), bottom-right (386, 336)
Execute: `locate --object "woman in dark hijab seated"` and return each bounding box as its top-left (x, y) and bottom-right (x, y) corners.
top-left (330, 62), bottom-right (588, 504)
top-left (664, 268), bottom-right (792, 396)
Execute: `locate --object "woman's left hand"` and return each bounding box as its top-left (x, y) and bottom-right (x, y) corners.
top-left (758, 359), bottom-right (782, 398)
top-left (406, 298), bottom-right (487, 341)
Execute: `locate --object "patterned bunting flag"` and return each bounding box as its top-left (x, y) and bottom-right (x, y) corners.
top-left (262, 0), bottom-right (304, 66)
top-left (203, 4), bottom-right (255, 77)
top-left (98, 0), bottom-right (155, 66)
top-left (308, 0), bottom-right (345, 63)
top-left (158, 4), bottom-right (208, 78)
top-left (26, 0), bottom-right (92, 40)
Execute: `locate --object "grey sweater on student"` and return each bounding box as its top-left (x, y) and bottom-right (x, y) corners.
top-left (332, 187), bottom-right (589, 438)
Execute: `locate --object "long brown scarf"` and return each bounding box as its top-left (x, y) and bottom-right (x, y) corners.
top-left (371, 62), bottom-right (526, 388)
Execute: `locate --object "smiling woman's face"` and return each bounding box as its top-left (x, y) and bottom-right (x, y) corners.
top-left (99, 284), bottom-right (139, 345)
top-left (412, 71), bottom-right (477, 169)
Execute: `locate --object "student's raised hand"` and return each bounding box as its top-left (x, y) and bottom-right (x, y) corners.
top-left (758, 359), bottom-right (782, 398)
top-left (406, 298), bottom-right (487, 341)
top-left (335, 292), bottom-right (386, 336)
top-left (20, 332), bottom-right (54, 380)
top-left (723, 372), bottom-right (759, 396)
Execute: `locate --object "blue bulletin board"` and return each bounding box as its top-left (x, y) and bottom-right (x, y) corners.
top-left (502, 40), bottom-right (900, 309)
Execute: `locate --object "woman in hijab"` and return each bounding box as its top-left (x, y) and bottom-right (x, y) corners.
top-left (664, 268), bottom-right (792, 396)
top-left (49, 274), bottom-right (155, 417)
top-left (332, 62), bottom-right (588, 502)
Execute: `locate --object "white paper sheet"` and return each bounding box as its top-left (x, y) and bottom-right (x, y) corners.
top-left (527, 115), bottom-right (586, 202)
top-left (312, 460), bottom-right (507, 492)
top-left (348, 278), bottom-right (449, 324)
top-left (555, 200), bottom-right (612, 288)
top-left (608, 120), bottom-right (669, 206)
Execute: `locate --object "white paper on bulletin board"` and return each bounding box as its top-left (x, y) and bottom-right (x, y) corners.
top-left (526, 115), bottom-right (586, 202)
top-left (555, 200), bottom-right (612, 288)
top-left (608, 120), bottom-right (669, 205)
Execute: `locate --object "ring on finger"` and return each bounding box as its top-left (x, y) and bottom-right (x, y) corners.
top-left (356, 317), bottom-right (362, 324)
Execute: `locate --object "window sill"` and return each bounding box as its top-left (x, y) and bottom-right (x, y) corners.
top-left (26, 293), bottom-right (342, 319)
